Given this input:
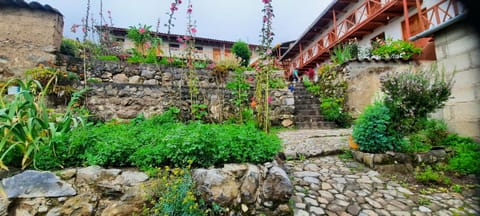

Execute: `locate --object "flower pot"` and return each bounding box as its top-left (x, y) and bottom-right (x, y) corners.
top-left (348, 136), bottom-right (359, 150)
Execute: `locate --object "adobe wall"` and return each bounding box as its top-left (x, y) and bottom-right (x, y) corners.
top-left (344, 60), bottom-right (414, 117)
top-left (431, 22), bottom-right (480, 141)
top-left (0, 8), bottom-right (63, 79)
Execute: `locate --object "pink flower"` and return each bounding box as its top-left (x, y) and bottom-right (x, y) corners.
top-left (267, 96), bottom-right (272, 104)
top-left (207, 63), bottom-right (216, 70)
top-left (167, 57), bottom-right (174, 63)
top-left (183, 35), bottom-right (190, 40)
top-left (178, 0), bottom-right (182, 4)
top-left (187, 8), bottom-right (192, 13)
top-left (263, 16), bottom-right (267, 23)
top-left (262, 0), bottom-right (271, 4)
top-left (191, 27), bottom-right (197, 34)
top-left (70, 24), bottom-right (80, 33)
top-left (82, 27), bottom-right (87, 33)
top-left (139, 28), bottom-right (145, 34)
top-left (176, 37), bottom-right (184, 43)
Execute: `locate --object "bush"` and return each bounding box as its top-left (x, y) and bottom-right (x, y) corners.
top-left (443, 134), bottom-right (480, 175)
top-left (60, 38), bottom-right (80, 57)
top-left (142, 165), bottom-right (224, 215)
top-left (320, 97), bottom-right (352, 128)
top-left (37, 108), bottom-right (281, 170)
top-left (402, 119), bottom-right (449, 152)
top-left (380, 66), bottom-right (453, 136)
top-left (232, 40), bottom-right (251, 67)
top-left (352, 101), bottom-right (399, 153)
top-left (372, 38), bottom-right (421, 59)
top-left (97, 55), bottom-right (119, 61)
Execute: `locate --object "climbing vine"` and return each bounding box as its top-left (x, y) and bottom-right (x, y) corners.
top-left (255, 0), bottom-right (275, 132)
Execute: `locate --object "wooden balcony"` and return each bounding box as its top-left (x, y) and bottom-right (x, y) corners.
top-left (290, 0), bottom-right (417, 70)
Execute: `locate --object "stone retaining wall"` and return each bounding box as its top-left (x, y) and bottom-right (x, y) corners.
top-left (1, 162), bottom-right (293, 215)
top-left (62, 60), bottom-right (295, 126)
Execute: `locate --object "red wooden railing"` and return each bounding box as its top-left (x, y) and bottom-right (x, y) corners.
top-left (291, 0), bottom-right (401, 70)
top-left (419, 0), bottom-right (464, 31)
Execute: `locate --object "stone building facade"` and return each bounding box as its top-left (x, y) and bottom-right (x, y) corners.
top-left (0, 0), bottom-right (63, 80)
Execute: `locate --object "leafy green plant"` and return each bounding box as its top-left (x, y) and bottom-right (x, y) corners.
top-left (352, 101), bottom-right (399, 153)
top-left (381, 66), bottom-right (453, 136)
top-left (0, 78), bottom-right (87, 170)
top-left (232, 40), bottom-right (252, 67)
top-left (402, 119), bottom-right (449, 153)
top-left (97, 55), bottom-right (119, 61)
top-left (372, 38), bottom-right (421, 59)
top-left (142, 165), bottom-right (224, 215)
top-left (268, 77), bottom-right (287, 89)
top-left (330, 41), bottom-right (358, 65)
top-left (443, 134), bottom-right (480, 175)
top-left (415, 165), bottom-right (451, 185)
top-left (37, 108), bottom-right (281, 169)
top-left (127, 24), bottom-right (152, 52)
top-left (320, 97), bottom-right (352, 128)
top-left (60, 38), bottom-right (81, 57)
top-left (191, 103), bottom-right (208, 121)
top-left (226, 68), bottom-right (250, 123)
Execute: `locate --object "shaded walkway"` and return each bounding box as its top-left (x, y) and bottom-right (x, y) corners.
top-left (278, 129), bottom-right (480, 216)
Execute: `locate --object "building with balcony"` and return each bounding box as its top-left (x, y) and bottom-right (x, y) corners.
top-left (279, 0), bottom-right (478, 139)
top-left (97, 26), bottom-right (259, 64)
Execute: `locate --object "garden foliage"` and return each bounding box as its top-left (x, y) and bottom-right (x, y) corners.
top-left (380, 66), bottom-right (453, 136)
top-left (352, 101), bottom-right (398, 153)
top-left (35, 108), bottom-right (281, 170)
top-left (232, 40), bottom-right (252, 67)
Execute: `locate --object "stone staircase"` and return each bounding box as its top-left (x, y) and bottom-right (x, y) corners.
top-left (294, 83), bottom-right (337, 129)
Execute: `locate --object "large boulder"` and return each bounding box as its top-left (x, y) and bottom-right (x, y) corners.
top-left (1, 170), bottom-right (76, 198)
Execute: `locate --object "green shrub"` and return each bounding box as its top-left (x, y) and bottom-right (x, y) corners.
top-left (0, 78), bottom-right (87, 170)
top-left (352, 101), bottom-right (399, 153)
top-left (402, 119), bottom-right (449, 153)
top-left (97, 55), bottom-right (119, 61)
top-left (268, 77), bottom-right (287, 89)
top-left (37, 108), bottom-right (281, 170)
top-left (415, 165), bottom-right (451, 185)
top-left (372, 38), bottom-right (421, 59)
top-left (320, 97), bottom-right (352, 128)
top-left (232, 40), bottom-right (251, 67)
top-left (443, 134), bottom-right (480, 175)
top-left (60, 38), bottom-right (80, 57)
top-left (380, 66), bottom-right (453, 136)
top-left (142, 166), bottom-right (224, 215)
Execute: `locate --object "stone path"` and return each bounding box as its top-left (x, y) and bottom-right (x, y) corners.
top-left (278, 129), bottom-right (480, 216)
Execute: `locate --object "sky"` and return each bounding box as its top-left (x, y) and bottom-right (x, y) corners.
top-left (28, 0), bottom-right (333, 45)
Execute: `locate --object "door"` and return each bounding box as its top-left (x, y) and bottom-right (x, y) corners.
top-left (213, 48), bottom-right (221, 62)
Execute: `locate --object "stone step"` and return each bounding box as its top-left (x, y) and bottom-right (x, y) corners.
top-left (294, 109), bottom-right (320, 115)
top-left (295, 104), bottom-right (319, 110)
top-left (294, 95), bottom-right (317, 100)
top-left (295, 121), bottom-right (337, 129)
top-left (295, 115), bottom-right (326, 122)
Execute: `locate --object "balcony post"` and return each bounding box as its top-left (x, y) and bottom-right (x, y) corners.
top-left (403, 0), bottom-right (411, 39)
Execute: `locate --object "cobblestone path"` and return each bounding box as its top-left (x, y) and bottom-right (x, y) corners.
top-left (278, 129), bottom-right (480, 216)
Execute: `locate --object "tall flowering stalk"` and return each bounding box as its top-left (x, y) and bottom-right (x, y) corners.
top-left (184, 1), bottom-right (199, 115)
top-left (165, 0), bottom-right (182, 60)
top-left (255, 0), bottom-right (275, 132)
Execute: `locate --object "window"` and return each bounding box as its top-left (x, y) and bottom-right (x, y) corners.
top-left (195, 46), bottom-right (203, 53)
top-left (169, 43), bottom-right (180, 50)
top-left (370, 32), bottom-right (385, 49)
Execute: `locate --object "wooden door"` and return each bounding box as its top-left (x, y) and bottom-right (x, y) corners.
top-left (213, 48), bottom-right (221, 62)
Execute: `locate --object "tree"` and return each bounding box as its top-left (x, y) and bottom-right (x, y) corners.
top-left (232, 41), bottom-right (252, 67)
